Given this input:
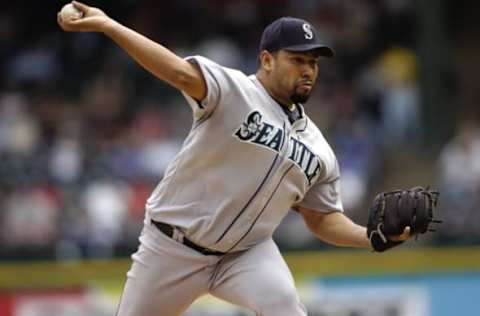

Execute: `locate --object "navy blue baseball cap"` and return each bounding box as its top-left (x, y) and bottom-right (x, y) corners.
top-left (260, 17), bottom-right (334, 58)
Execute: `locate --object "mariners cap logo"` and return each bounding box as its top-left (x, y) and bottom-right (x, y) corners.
top-left (302, 23), bottom-right (313, 40)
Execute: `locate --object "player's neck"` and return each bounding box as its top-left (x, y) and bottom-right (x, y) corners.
top-left (256, 72), bottom-right (294, 112)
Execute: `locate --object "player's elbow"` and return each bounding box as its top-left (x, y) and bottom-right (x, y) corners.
top-left (299, 207), bottom-right (325, 233)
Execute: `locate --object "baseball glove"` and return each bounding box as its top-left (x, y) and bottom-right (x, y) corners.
top-left (367, 187), bottom-right (441, 252)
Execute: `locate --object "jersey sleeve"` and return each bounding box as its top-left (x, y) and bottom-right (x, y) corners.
top-left (295, 160), bottom-right (344, 213)
top-left (181, 55), bottom-right (230, 122)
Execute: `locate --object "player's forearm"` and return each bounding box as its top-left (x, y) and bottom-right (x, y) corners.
top-left (101, 19), bottom-right (202, 97)
top-left (301, 210), bottom-right (372, 249)
top-left (314, 214), bottom-right (371, 249)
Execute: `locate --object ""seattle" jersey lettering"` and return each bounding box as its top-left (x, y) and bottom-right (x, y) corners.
top-left (234, 111), bottom-right (321, 184)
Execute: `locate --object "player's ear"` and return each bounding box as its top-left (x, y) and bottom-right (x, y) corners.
top-left (259, 50), bottom-right (274, 72)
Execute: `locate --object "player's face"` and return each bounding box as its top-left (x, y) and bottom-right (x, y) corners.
top-left (271, 50), bottom-right (320, 104)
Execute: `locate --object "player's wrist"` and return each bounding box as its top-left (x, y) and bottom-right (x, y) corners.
top-left (361, 227), bottom-right (374, 250)
top-left (100, 17), bottom-right (119, 35)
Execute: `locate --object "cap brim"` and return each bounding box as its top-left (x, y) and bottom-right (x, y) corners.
top-left (284, 44), bottom-right (335, 58)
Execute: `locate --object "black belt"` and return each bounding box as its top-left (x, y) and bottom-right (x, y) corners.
top-left (151, 220), bottom-right (225, 256)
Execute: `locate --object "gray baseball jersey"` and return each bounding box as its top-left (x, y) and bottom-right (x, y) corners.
top-left (146, 55), bottom-right (343, 253)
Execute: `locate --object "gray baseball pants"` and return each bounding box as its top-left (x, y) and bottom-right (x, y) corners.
top-left (115, 217), bottom-right (307, 316)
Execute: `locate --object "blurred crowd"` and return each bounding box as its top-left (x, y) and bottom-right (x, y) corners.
top-left (0, 0), bottom-right (476, 260)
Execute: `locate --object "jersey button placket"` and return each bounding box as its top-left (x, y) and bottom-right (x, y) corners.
top-left (262, 189), bottom-right (271, 201)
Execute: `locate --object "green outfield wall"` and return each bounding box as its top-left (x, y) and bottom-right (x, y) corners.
top-left (1, 246), bottom-right (479, 289)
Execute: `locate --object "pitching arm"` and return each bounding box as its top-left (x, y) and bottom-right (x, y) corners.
top-left (57, 1), bottom-right (206, 101)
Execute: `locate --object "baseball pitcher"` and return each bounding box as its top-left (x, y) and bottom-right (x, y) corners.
top-left (58, 2), bottom-right (440, 316)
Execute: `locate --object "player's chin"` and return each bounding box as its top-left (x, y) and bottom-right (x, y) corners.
top-left (290, 90), bottom-right (311, 104)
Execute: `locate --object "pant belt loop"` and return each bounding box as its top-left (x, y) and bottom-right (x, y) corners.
top-left (171, 227), bottom-right (185, 243)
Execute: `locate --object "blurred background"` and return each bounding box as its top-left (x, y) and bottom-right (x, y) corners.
top-left (0, 0), bottom-right (479, 315)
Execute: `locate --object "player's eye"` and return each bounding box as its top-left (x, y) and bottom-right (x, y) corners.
top-left (292, 57), bottom-right (304, 64)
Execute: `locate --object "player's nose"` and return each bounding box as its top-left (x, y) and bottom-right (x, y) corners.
top-left (300, 70), bottom-right (314, 82)
top-left (300, 65), bottom-right (315, 79)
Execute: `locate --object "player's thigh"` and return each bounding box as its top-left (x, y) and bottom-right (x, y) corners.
top-left (209, 239), bottom-right (306, 316)
top-left (116, 226), bottom-right (212, 316)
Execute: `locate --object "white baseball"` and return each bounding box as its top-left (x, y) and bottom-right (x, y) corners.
top-left (60, 3), bottom-right (83, 21)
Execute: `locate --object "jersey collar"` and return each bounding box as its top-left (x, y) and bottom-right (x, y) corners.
top-left (250, 75), bottom-right (308, 131)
